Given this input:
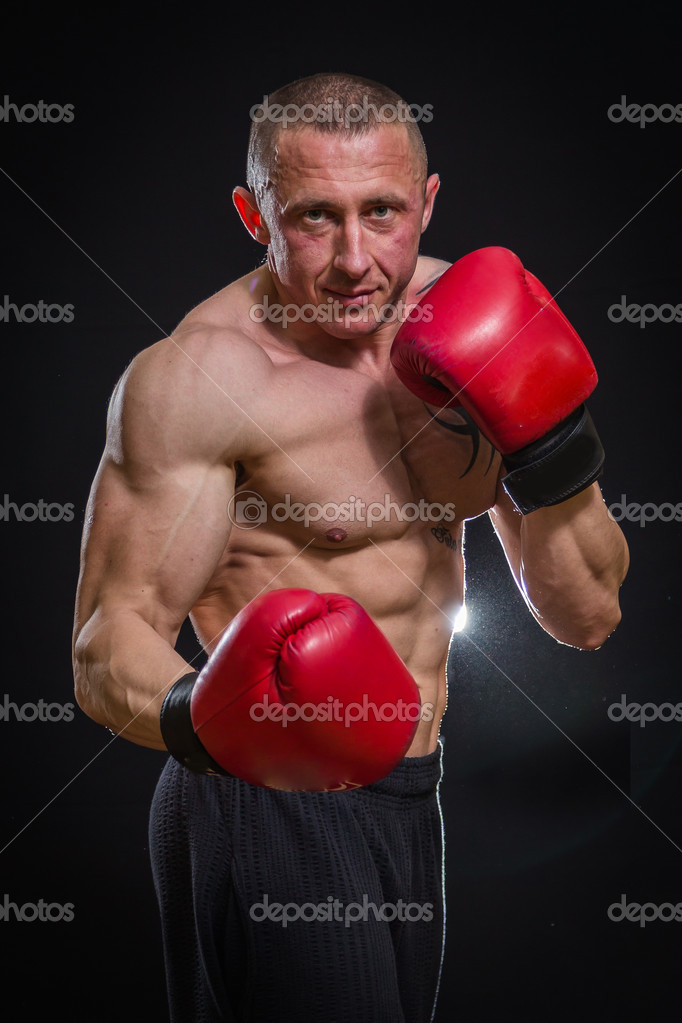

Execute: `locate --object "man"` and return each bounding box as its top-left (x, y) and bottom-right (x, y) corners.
top-left (72, 72), bottom-right (629, 1021)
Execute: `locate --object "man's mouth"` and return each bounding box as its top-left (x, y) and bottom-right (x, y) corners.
top-left (323, 288), bottom-right (379, 307)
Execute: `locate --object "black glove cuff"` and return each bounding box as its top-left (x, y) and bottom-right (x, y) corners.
top-left (502, 404), bottom-right (605, 515)
top-left (160, 672), bottom-right (231, 776)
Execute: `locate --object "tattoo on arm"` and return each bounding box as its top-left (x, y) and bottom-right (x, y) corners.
top-left (427, 405), bottom-right (496, 477)
top-left (416, 274), bottom-right (445, 296)
top-left (431, 525), bottom-right (457, 549)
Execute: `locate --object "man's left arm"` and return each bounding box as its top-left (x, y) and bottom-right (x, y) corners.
top-left (489, 479), bottom-right (629, 650)
top-left (390, 245), bottom-right (630, 650)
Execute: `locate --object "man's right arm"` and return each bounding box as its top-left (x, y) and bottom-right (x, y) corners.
top-left (72, 336), bottom-right (239, 750)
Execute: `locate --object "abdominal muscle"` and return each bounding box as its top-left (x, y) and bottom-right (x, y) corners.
top-left (190, 519), bottom-right (463, 757)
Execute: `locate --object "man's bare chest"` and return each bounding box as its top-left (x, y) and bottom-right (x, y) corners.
top-left (230, 357), bottom-right (501, 541)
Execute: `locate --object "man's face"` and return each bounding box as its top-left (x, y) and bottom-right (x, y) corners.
top-left (256, 124), bottom-right (439, 341)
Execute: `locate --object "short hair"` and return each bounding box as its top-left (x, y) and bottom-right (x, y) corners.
top-left (246, 72), bottom-right (428, 202)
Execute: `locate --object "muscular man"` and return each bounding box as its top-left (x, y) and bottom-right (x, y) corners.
top-left (72, 73), bottom-right (629, 1022)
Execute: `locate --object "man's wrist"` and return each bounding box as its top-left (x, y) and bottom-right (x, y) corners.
top-left (501, 404), bottom-right (605, 515)
top-left (159, 672), bottom-right (231, 776)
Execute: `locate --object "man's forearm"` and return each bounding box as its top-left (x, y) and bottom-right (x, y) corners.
top-left (491, 483), bottom-right (630, 649)
top-left (512, 484), bottom-right (629, 649)
top-left (73, 608), bottom-right (193, 749)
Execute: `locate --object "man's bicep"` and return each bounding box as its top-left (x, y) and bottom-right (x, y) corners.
top-left (76, 337), bottom-right (247, 635)
top-left (76, 451), bottom-right (235, 643)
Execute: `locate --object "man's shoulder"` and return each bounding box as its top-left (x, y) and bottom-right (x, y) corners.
top-left (106, 271), bottom-right (275, 457)
top-left (122, 270), bottom-right (271, 395)
top-left (411, 255), bottom-right (451, 299)
top-left (175, 266), bottom-right (265, 334)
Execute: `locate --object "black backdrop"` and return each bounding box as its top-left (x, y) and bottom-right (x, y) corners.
top-left (1, 4), bottom-right (680, 1019)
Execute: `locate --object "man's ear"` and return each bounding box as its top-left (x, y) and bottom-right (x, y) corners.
top-left (420, 174), bottom-right (440, 234)
top-left (232, 187), bottom-right (271, 244)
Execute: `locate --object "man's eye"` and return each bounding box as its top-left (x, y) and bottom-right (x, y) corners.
top-left (373, 206), bottom-right (391, 218)
top-left (305, 209), bottom-right (326, 222)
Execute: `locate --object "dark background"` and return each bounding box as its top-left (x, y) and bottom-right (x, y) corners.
top-left (1, 3), bottom-right (680, 1019)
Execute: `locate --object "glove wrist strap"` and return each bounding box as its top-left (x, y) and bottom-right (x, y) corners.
top-left (502, 405), bottom-right (605, 515)
top-left (160, 672), bottom-right (230, 776)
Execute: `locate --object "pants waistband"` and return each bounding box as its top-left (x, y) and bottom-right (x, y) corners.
top-left (354, 738), bottom-right (444, 800)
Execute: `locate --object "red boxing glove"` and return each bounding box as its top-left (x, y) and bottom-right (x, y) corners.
top-left (391, 247), bottom-right (605, 513)
top-left (160, 588), bottom-right (421, 792)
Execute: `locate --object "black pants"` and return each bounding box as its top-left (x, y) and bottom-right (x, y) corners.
top-left (149, 741), bottom-right (445, 1022)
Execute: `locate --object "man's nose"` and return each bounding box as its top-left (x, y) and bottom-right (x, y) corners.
top-left (332, 219), bottom-right (374, 279)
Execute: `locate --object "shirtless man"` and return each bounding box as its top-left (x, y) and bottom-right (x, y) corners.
top-left (72, 73), bottom-right (629, 1022)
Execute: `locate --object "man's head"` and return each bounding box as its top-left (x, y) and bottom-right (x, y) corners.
top-left (234, 73), bottom-right (439, 341)
top-left (245, 72), bottom-right (429, 203)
